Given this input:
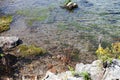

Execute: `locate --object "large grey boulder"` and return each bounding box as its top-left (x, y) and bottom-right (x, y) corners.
top-left (75, 60), bottom-right (104, 80)
top-left (75, 59), bottom-right (120, 80)
top-left (0, 36), bottom-right (22, 50)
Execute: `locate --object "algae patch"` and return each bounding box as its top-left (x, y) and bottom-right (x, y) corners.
top-left (18, 44), bottom-right (46, 57)
top-left (0, 16), bottom-right (13, 32)
top-left (57, 22), bottom-right (68, 31)
top-left (16, 7), bottom-right (52, 25)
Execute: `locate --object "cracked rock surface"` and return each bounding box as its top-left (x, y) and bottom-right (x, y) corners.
top-left (43, 59), bottom-right (120, 80)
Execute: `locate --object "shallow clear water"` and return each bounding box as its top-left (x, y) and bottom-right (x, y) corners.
top-left (2, 0), bottom-right (120, 23)
top-left (1, 0), bottom-right (120, 76)
top-left (1, 0), bottom-right (120, 46)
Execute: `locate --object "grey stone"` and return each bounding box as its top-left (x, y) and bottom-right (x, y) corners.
top-left (75, 60), bottom-right (104, 80)
top-left (0, 36), bottom-right (22, 50)
top-left (103, 59), bottom-right (120, 80)
top-left (43, 59), bottom-right (120, 80)
top-left (42, 71), bottom-right (84, 80)
top-left (42, 71), bottom-right (60, 80)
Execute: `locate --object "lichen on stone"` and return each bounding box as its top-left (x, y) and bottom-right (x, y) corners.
top-left (0, 16), bottom-right (13, 33)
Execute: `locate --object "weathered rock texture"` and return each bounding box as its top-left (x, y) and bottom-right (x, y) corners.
top-left (43, 59), bottom-right (120, 80)
top-left (0, 36), bottom-right (20, 79)
top-left (0, 36), bottom-right (22, 50)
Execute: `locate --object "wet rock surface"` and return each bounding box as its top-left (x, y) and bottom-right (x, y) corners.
top-left (0, 36), bottom-right (22, 50)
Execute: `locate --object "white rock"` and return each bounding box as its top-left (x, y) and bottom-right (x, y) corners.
top-left (104, 59), bottom-right (120, 80)
top-left (84, 64), bottom-right (91, 72)
top-left (0, 36), bottom-right (21, 49)
top-left (92, 60), bottom-right (102, 67)
top-left (42, 71), bottom-right (60, 80)
top-left (58, 71), bottom-right (72, 79)
top-left (58, 71), bottom-right (83, 80)
top-left (42, 59), bottom-right (120, 80)
top-left (75, 60), bottom-right (104, 80)
top-left (67, 77), bottom-right (83, 80)
top-left (66, 2), bottom-right (73, 7)
top-left (75, 63), bottom-right (85, 73)
top-left (43, 70), bottom-right (84, 80)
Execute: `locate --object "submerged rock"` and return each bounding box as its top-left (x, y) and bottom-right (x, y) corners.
top-left (0, 36), bottom-right (22, 50)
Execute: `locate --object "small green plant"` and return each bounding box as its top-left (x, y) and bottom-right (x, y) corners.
top-left (67, 65), bottom-right (75, 75)
top-left (81, 71), bottom-right (91, 80)
top-left (0, 16), bottom-right (13, 32)
top-left (68, 66), bottom-right (91, 80)
top-left (18, 44), bottom-right (46, 57)
top-left (96, 42), bottom-right (120, 63)
top-left (0, 53), bottom-right (4, 58)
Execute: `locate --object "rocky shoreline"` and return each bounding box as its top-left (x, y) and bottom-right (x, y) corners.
top-left (43, 59), bottom-right (120, 80)
top-left (1, 0), bottom-right (120, 79)
top-left (0, 37), bottom-right (120, 80)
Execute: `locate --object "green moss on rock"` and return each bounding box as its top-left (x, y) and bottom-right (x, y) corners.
top-left (0, 16), bottom-right (13, 32)
top-left (18, 45), bottom-right (46, 57)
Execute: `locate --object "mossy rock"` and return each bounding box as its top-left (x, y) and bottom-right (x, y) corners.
top-left (18, 45), bottom-right (46, 57)
top-left (0, 16), bottom-right (13, 32)
top-left (61, 0), bottom-right (78, 10)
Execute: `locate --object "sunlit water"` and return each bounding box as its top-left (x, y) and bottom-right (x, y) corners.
top-left (1, 0), bottom-right (120, 47)
top-left (1, 0), bottom-right (120, 76)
